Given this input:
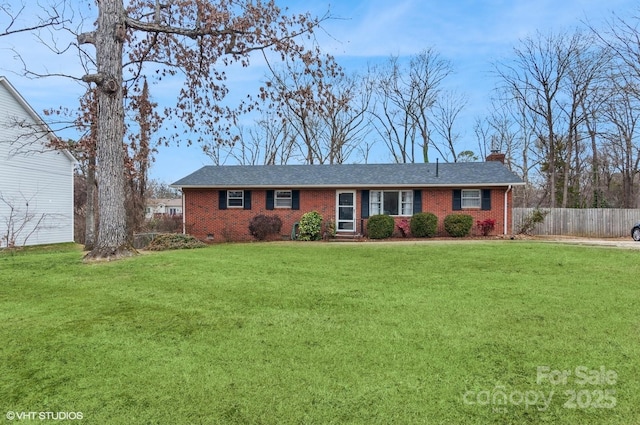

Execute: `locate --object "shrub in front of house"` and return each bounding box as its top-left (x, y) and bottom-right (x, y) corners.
top-left (298, 211), bottom-right (323, 241)
top-left (146, 233), bottom-right (207, 250)
top-left (444, 214), bottom-right (473, 237)
top-left (249, 214), bottom-right (283, 241)
top-left (324, 220), bottom-right (336, 239)
top-left (476, 218), bottom-right (496, 236)
top-left (517, 208), bottom-right (549, 235)
top-left (397, 218), bottom-right (411, 237)
top-left (410, 212), bottom-right (438, 238)
top-left (367, 214), bottom-right (395, 239)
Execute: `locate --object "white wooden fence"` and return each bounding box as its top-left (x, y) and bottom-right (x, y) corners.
top-left (512, 208), bottom-right (640, 237)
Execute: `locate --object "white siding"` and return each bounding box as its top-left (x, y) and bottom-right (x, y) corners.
top-left (0, 77), bottom-right (75, 247)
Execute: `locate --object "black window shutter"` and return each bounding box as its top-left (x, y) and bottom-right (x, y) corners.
top-left (452, 189), bottom-right (462, 211)
top-left (361, 190), bottom-right (369, 218)
top-left (266, 190), bottom-right (274, 210)
top-left (481, 189), bottom-right (491, 210)
top-left (219, 190), bottom-right (227, 210)
top-left (292, 190), bottom-right (300, 210)
top-left (413, 190), bottom-right (422, 214)
top-left (243, 190), bottom-right (252, 210)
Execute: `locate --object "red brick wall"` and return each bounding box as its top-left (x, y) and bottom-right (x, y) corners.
top-left (419, 187), bottom-right (511, 236)
top-left (183, 187), bottom-right (514, 242)
top-left (183, 188), bottom-right (336, 242)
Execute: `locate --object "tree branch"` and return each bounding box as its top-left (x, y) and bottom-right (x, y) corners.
top-left (0, 3), bottom-right (68, 37)
top-left (78, 31), bottom-right (96, 45)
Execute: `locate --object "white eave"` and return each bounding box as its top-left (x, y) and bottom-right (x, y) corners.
top-left (173, 182), bottom-right (526, 189)
top-left (0, 76), bottom-right (76, 164)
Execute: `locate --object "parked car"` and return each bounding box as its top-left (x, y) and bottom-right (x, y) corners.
top-left (633, 222), bottom-right (640, 241)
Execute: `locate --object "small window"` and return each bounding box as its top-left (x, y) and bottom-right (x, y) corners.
top-left (461, 189), bottom-right (481, 208)
top-left (275, 190), bottom-right (292, 208)
top-left (227, 190), bottom-right (244, 208)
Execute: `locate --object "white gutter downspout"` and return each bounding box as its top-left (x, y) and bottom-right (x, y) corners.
top-left (504, 185), bottom-right (512, 235)
top-left (181, 191), bottom-right (186, 235)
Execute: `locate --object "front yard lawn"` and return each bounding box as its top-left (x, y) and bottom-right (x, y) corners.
top-left (1, 241), bottom-right (639, 424)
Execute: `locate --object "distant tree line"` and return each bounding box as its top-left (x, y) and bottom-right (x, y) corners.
top-left (205, 15), bottom-right (640, 209)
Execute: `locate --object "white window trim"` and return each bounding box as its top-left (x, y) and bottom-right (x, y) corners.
top-left (461, 189), bottom-right (481, 209)
top-left (274, 190), bottom-right (293, 208)
top-left (370, 190), bottom-right (413, 216)
top-left (227, 190), bottom-right (244, 208)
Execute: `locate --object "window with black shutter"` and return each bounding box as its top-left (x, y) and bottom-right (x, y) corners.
top-left (292, 190), bottom-right (300, 210)
top-left (452, 189), bottom-right (462, 211)
top-left (266, 190), bottom-right (275, 210)
top-left (481, 189), bottom-right (491, 211)
top-left (413, 190), bottom-right (422, 214)
top-left (361, 190), bottom-right (369, 218)
top-left (243, 190), bottom-right (251, 210)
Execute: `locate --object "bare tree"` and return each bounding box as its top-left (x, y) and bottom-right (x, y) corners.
top-left (2, 0), bottom-right (329, 260)
top-left (146, 179), bottom-right (180, 199)
top-left (125, 78), bottom-right (162, 234)
top-left (595, 10), bottom-right (640, 94)
top-left (475, 88), bottom-right (551, 207)
top-left (224, 115), bottom-right (298, 166)
top-left (0, 2), bottom-right (69, 37)
top-left (258, 52), bottom-right (369, 164)
top-left (430, 90), bottom-right (467, 162)
top-left (370, 49), bottom-right (453, 163)
top-left (557, 33), bottom-right (611, 207)
top-left (261, 59), bottom-right (326, 163)
top-left (494, 30), bottom-right (595, 207)
top-left (321, 71), bottom-right (373, 164)
top-left (601, 75), bottom-right (640, 207)
top-left (592, 12), bottom-right (640, 207)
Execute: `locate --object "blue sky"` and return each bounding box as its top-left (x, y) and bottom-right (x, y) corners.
top-left (1, 0), bottom-right (637, 184)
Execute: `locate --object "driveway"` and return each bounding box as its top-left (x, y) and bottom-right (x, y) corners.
top-left (531, 235), bottom-right (640, 250)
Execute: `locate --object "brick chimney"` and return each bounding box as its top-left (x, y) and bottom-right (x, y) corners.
top-left (486, 149), bottom-right (505, 164)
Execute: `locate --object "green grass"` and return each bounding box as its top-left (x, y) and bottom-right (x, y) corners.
top-left (1, 241), bottom-right (639, 424)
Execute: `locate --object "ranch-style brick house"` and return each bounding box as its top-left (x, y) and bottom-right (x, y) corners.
top-left (171, 155), bottom-right (524, 242)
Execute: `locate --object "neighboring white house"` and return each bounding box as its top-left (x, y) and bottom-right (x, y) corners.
top-left (0, 76), bottom-right (75, 247)
top-left (145, 198), bottom-right (183, 219)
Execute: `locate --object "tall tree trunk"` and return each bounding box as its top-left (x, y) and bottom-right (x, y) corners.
top-left (561, 132), bottom-right (573, 208)
top-left (591, 131), bottom-right (600, 207)
top-left (547, 132), bottom-right (557, 208)
top-left (83, 0), bottom-right (131, 260)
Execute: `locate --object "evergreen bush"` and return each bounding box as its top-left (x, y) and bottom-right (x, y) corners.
top-left (298, 211), bottom-right (323, 241)
top-left (410, 212), bottom-right (438, 238)
top-left (444, 214), bottom-right (473, 237)
top-left (366, 214), bottom-right (395, 239)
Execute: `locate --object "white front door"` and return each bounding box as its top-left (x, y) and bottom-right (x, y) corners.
top-left (336, 191), bottom-right (356, 232)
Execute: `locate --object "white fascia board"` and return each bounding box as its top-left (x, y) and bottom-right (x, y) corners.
top-left (173, 182), bottom-right (525, 189)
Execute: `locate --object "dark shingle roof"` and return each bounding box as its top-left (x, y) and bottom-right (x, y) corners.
top-left (171, 162), bottom-right (524, 188)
